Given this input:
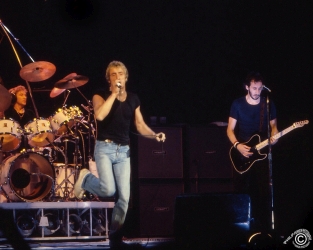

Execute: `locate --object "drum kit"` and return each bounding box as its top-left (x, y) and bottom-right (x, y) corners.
top-left (0, 61), bottom-right (96, 203)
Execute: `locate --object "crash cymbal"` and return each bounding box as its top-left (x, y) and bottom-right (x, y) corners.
top-left (19, 61), bottom-right (56, 82)
top-left (54, 73), bottom-right (88, 89)
top-left (0, 84), bottom-right (12, 112)
top-left (50, 87), bottom-right (66, 98)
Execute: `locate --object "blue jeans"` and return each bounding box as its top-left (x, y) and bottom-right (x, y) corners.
top-left (82, 140), bottom-right (130, 233)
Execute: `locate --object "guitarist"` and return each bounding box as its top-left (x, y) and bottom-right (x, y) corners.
top-left (226, 71), bottom-right (279, 234)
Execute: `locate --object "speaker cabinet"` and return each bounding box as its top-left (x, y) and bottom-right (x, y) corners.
top-left (137, 127), bottom-right (183, 178)
top-left (174, 193), bottom-right (250, 249)
top-left (139, 182), bottom-right (184, 236)
top-left (186, 179), bottom-right (234, 194)
top-left (187, 126), bottom-right (233, 178)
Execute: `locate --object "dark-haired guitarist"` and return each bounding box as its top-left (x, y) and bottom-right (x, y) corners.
top-left (226, 71), bottom-right (279, 234)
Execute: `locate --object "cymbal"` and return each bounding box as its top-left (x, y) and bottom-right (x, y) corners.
top-left (54, 73), bottom-right (88, 89)
top-left (50, 87), bottom-right (66, 98)
top-left (19, 61), bottom-right (56, 82)
top-left (0, 84), bottom-right (12, 112)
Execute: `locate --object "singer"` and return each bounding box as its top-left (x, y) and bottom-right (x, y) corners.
top-left (226, 71), bottom-right (279, 234)
top-left (74, 60), bottom-right (166, 249)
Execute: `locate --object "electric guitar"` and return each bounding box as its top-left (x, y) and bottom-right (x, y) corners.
top-left (230, 120), bottom-right (309, 174)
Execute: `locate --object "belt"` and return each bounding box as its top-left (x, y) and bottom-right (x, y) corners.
top-left (104, 139), bottom-right (114, 143)
top-left (104, 139), bottom-right (128, 146)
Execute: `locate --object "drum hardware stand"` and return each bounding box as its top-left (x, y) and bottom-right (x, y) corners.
top-left (67, 86), bottom-right (94, 169)
top-left (80, 101), bottom-right (95, 167)
top-left (45, 137), bottom-right (73, 200)
top-left (72, 121), bottom-right (83, 182)
top-left (61, 135), bottom-right (78, 200)
top-left (0, 136), bottom-right (3, 164)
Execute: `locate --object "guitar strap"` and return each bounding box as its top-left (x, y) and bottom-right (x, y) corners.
top-left (259, 97), bottom-right (265, 133)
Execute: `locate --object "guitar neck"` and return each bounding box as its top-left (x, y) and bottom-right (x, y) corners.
top-left (255, 124), bottom-right (297, 151)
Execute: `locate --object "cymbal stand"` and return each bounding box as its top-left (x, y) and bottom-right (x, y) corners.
top-left (72, 85), bottom-right (94, 166)
top-left (0, 137), bottom-right (3, 164)
top-left (72, 120), bottom-right (83, 172)
top-left (81, 101), bottom-right (95, 164)
top-left (0, 20), bottom-right (39, 118)
top-left (62, 90), bottom-right (71, 107)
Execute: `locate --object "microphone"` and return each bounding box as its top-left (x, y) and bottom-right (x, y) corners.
top-left (116, 82), bottom-right (121, 88)
top-left (263, 85), bottom-right (272, 92)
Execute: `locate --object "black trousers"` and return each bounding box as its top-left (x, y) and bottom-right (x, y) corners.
top-left (233, 160), bottom-right (272, 232)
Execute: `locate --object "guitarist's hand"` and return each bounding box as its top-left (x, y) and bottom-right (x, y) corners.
top-left (237, 144), bottom-right (253, 158)
top-left (270, 137), bottom-right (278, 145)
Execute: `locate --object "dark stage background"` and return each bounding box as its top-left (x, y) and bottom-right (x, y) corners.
top-left (1, 0), bottom-right (312, 239)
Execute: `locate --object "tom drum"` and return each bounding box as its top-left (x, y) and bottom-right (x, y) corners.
top-left (0, 118), bottom-right (23, 152)
top-left (24, 118), bottom-right (54, 147)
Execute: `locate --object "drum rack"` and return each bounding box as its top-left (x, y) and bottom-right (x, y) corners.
top-left (0, 201), bottom-right (114, 241)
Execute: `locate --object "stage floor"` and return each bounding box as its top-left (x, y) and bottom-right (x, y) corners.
top-left (0, 238), bottom-right (176, 250)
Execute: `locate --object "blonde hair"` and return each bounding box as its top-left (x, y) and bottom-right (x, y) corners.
top-left (105, 61), bottom-right (128, 82)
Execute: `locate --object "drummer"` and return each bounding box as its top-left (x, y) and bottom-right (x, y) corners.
top-left (4, 85), bottom-right (35, 127)
top-left (3, 85), bottom-right (36, 152)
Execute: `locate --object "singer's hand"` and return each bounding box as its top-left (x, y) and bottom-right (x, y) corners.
top-left (155, 132), bottom-right (166, 142)
top-left (110, 81), bottom-right (122, 95)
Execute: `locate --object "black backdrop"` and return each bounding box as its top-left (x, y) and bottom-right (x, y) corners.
top-left (1, 0), bottom-right (312, 238)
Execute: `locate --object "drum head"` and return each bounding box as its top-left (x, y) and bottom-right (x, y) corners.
top-left (28, 131), bottom-right (54, 147)
top-left (9, 152), bottom-right (55, 201)
top-left (0, 119), bottom-right (22, 152)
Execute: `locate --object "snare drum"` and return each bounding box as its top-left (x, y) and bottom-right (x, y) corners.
top-left (25, 118), bottom-right (54, 147)
top-left (0, 118), bottom-right (23, 152)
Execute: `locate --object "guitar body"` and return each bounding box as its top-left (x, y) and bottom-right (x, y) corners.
top-left (230, 134), bottom-right (267, 174)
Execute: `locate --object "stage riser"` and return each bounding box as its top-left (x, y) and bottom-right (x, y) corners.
top-left (0, 202), bottom-right (114, 241)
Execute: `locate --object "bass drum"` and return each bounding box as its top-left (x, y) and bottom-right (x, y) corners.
top-left (0, 152), bottom-right (55, 202)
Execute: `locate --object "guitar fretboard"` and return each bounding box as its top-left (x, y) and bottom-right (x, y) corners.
top-left (255, 120), bottom-right (308, 151)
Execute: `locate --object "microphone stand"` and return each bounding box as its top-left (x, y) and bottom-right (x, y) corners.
top-left (265, 90), bottom-right (275, 232)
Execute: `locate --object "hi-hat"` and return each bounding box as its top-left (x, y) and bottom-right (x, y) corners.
top-left (0, 84), bottom-right (12, 112)
top-left (50, 87), bottom-right (66, 98)
top-left (54, 72), bottom-right (88, 89)
top-left (20, 61), bottom-right (56, 82)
